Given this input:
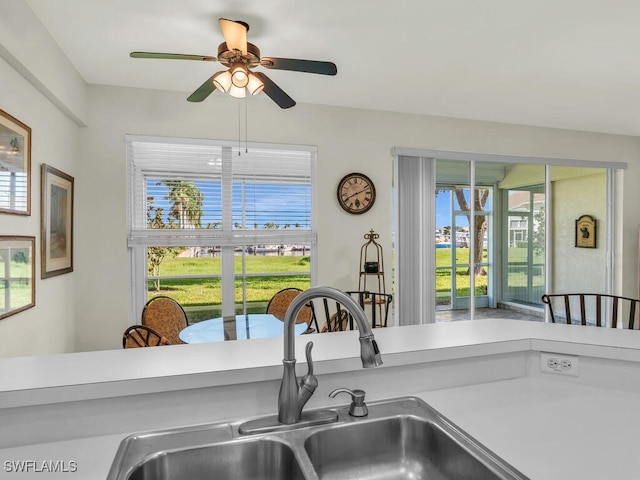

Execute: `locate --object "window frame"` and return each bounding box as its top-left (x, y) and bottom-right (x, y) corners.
top-left (126, 135), bottom-right (317, 324)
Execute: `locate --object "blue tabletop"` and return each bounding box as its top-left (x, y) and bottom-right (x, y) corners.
top-left (179, 313), bottom-right (308, 343)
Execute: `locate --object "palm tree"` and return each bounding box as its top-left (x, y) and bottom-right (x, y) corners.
top-left (160, 180), bottom-right (203, 228)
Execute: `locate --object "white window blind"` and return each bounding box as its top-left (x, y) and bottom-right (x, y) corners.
top-left (126, 136), bottom-right (316, 248)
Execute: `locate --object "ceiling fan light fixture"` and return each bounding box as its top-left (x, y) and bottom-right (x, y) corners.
top-left (213, 70), bottom-right (232, 92)
top-left (229, 84), bottom-right (246, 98)
top-left (231, 65), bottom-right (249, 88)
top-left (246, 73), bottom-right (264, 95)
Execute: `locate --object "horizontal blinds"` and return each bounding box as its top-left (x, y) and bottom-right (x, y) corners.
top-left (127, 135), bottom-right (315, 247)
top-left (232, 149), bottom-right (311, 229)
top-left (0, 172), bottom-right (28, 211)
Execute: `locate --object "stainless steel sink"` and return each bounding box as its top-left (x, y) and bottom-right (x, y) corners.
top-left (108, 397), bottom-right (529, 480)
top-left (305, 415), bottom-right (511, 480)
top-left (127, 438), bottom-right (304, 480)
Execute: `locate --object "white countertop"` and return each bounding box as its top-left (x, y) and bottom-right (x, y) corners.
top-left (3, 319), bottom-right (640, 478)
top-left (4, 318), bottom-right (640, 408)
top-left (1, 377), bottom-right (638, 479)
top-left (419, 377), bottom-right (640, 480)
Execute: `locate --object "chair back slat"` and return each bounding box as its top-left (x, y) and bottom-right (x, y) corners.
top-left (612, 297), bottom-right (619, 329)
top-left (564, 295), bottom-right (572, 325)
top-left (579, 294), bottom-right (586, 325)
top-left (319, 298), bottom-right (351, 332)
top-left (542, 293), bottom-right (640, 329)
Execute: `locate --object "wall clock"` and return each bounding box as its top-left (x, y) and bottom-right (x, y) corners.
top-left (337, 172), bottom-right (376, 215)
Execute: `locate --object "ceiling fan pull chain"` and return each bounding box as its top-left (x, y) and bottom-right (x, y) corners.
top-left (245, 97), bottom-right (248, 154)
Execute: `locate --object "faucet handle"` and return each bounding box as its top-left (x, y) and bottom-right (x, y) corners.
top-left (299, 342), bottom-right (318, 392)
top-left (329, 388), bottom-right (368, 417)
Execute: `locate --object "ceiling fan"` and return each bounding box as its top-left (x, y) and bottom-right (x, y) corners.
top-left (130, 18), bottom-right (337, 109)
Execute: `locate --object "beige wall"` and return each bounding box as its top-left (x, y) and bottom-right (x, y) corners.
top-left (3, 2), bottom-right (640, 358)
top-left (552, 171), bottom-right (607, 292)
top-left (0, 56), bottom-right (80, 357)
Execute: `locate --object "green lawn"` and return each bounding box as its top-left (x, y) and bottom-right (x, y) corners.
top-left (0, 259), bottom-right (33, 311)
top-left (148, 254), bottom-right (311, 320)
top-left (158, 255), bottom-right (311, 275)
top-left (435, 248), bottom-right (488, 298)
top-left (434, 246), bottom-right (543, 300)
top-left (148, 247), bottom-right (542, 319)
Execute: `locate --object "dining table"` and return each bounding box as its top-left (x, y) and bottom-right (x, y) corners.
top-left (179, 313), bottom-right (308, 343)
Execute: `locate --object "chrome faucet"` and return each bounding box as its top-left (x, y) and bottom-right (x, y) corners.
top-left (278, 286), bottom-right (383, 425)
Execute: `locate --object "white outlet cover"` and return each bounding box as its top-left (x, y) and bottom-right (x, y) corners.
top-left (540, 352), bottom-right (580, 377)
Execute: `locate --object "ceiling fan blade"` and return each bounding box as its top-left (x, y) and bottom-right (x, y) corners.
top-left (261, 57), bottom-right (337, 76)
top-left (218, 18), bottom-right (248, 55)
top-left (130, 52), bottom-right (217, 62)
top-left (187, 75), bottom-right (217, 102)
top-left (252, 72), bottom-right (296, 109)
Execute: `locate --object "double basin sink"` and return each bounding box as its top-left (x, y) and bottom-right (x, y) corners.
top-left (108, 396), bottom-right (529, 480)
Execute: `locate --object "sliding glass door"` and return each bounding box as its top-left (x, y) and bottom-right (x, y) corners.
top-left (502, 185), bottom-right (545, 306)
top-left (393, 147), bottom-right (619, 325)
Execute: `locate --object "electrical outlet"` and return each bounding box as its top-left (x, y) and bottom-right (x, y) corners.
top-left (540, 352), bottom-right (579, 376)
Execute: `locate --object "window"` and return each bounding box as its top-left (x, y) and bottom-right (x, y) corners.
top-left (127, 136), bottom-right (316, 324)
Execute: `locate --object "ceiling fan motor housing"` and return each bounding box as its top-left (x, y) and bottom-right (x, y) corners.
top-left (217, 42), bottom-right (261, 68)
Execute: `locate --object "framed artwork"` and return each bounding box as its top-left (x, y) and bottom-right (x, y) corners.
top-left (575, 214), bottom-right (597, 248)
top-left (41, 164), bottom-right (74, 278)
top-left (0, 236), bottom-right (35, 320)
top-left (0, 109), bottom-right (31, 215)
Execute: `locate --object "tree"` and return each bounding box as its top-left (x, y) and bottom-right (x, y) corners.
top-left (532, 205), bottom-right (545, 256)
top-left (454, 188), bottom-right (490, 276)
top-left (160, 180), bottom-right (203, 228)
top-left (146, 196), bottom-right (180, 292)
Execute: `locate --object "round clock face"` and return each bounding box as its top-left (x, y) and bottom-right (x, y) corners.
top-left (337, 172), bottom-right (376, 214)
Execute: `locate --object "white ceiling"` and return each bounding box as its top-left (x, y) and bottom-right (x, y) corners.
top-left (25, 0), bottom-right (640, 136)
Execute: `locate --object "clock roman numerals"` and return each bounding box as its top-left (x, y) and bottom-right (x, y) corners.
top-left (336, 173), bottom-right (376, 215)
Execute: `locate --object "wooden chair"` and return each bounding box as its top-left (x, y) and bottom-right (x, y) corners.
top-left (541, 293), bottom-right (640, 329)
top-left (141, 296), bottom-right (189, 344)
top-left (122, 325), bottom-right (171, 348)
top-left (320, 309), bottom-right (350, 333)
top-left (266, 288), bottom-right (319, 333)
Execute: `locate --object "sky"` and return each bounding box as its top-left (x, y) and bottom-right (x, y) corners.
top-left (148, 180), bottom-right (311, 228)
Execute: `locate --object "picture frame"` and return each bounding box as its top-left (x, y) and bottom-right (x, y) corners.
top-left (0, 109), bottom-right (31, 216)
top-left (41, 164), bottom-right (74, 278)
top-left (0, 236), bottom-right (35, 320)
top-left (575, 214), bottom-right (597, 248)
